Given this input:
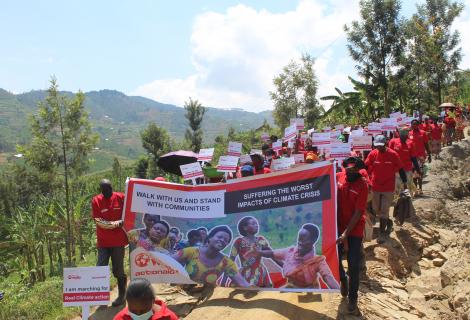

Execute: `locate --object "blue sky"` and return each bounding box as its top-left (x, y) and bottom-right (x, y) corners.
top-left (1, 0), bottom-right (469, 111)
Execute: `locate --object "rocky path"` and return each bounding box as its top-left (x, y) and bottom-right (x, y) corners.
top-left (84, 139), bottom-right (470, 320)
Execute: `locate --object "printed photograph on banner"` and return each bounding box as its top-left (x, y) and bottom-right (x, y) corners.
top-left (123, 165), bottom-right (340, 292)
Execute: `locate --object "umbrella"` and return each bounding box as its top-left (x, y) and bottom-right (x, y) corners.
top-left (439, 102), bottom-right (455, 108)
top-left (157, 150), bottom-right (198, 176)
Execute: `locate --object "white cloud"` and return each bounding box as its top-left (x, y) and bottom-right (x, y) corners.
top-left (455, 0), bottom-right (470, 69)
top-left (132, 0), bottom-right (359, 111)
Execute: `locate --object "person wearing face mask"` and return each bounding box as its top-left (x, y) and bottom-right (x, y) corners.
top-left (91, 179), bottom-right (128, 306)
top-left (113, 278), bottom-right (178, 320)
top-left (365, 135), bottom-right (407, 244)
top-left (335, 157), bottom-right (369, 314)
top-left (389, 128), bottom-right (421, 197)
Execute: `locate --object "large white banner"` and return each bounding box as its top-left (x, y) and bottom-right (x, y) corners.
top-left (131, 184), bottom-right (225, 218)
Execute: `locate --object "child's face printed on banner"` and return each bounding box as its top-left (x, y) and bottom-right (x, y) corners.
top-left (297, 228), bottom-right (315, 256)
top-left (208, 231), bottom-right (231, 251)
top-left (143, 214), bottom-right (158, 230)
top-left (150, 222), bottom-right (168, 242)
top-left (245, 218), bottom-right (259, 235)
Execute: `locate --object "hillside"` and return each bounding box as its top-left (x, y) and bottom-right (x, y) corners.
top-left (0, 88), bottom-right (273, 170)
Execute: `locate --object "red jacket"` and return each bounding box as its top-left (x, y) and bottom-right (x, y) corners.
top-left (113, 299), bottom-right (178, 320)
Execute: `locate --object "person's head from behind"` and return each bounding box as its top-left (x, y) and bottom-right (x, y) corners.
top-left (250, 153), bottom-right (264, 170)
top-left (187, 229), bottom-right (202, 246)
top-left (398, 128), bottom-right (409, 142)
top-left (241, 164), bottom-right (254, 177)
top-left (99, 179), bottom-right (113, 199)
top-left (143, 214), bottom-right (160, 231)
top-left (297, 223), bottom-right (320, 256)
top-left (126, 278), bottom-right (155, 317)
top-left (149, 220), bottom-right (170, 242)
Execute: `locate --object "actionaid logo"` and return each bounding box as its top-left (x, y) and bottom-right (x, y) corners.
top-left (68, 274), bottom-right (81, 280)
top-left (134, 253), bottom-right (158, 268)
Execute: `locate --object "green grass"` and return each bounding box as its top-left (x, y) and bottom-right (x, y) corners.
top-left (0, 249), bottom-right (130, 320)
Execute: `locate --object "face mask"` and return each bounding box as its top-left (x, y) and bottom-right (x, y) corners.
top-left (346, 172), bottom-right (361, 182)
top-left (129, 310), bottom-right (153, 320)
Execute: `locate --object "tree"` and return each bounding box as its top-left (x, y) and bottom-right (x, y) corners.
top-left (270, 54), bottom-right (321, 130)
top-left (184, 98), bottom-right (206, 152)
top-left (414, 0), bottom-right (464, 105)
top-left (134, 157), bottom-right (149, 179)
top-left (345, 0), bottom-right (405, 116)
top-left (19, 78), bottom-right (98, 266)
top-left (140, 123), bottom-right (170, 178)
top-left (112, 157), bottom-right (122, 191)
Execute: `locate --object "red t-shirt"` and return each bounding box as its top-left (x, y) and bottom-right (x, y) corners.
top-left (113, 299), bottom-right (179, 320)
top-left (388, 138), bottom-right (417, 172)
top-left (444, 117), bottom-right (456, 128)
top-left (408, 129), bottom-right (429, 158)
top-left (365, 148), bottom-right (403, 192)
top-left (91, 192), bottom-right (128, 248)
top-left (336, 171), bottom-right (368, 237)
top-left (430, 124), bottom-right (443, 140)
top-left (254, 167), bottom-right (272, 175)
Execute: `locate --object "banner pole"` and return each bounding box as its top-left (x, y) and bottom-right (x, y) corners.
top-left (82, 305), bottom-right (90, 320)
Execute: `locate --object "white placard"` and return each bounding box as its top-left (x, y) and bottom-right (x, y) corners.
top-left (284, 124), bottom-right (297, 140)
top-left (300, 133), bottom-right (308, 141)
top-left (180, 162), bottom-right (204, 180)
top-left (197, 148), bottom-right (214, 162)
top-left (63, 266), bottom-right (110, 307)
top-left (311, 132), bottom-right (331, 146)
top-left (293, 153), bottom-right (305, 164)
top-left (352, 136), bottom-right (372, 151)
top-left (329, 143), bottom-right (352, 161)
top-left (227, 141), bottom-right (242, 156)
top-left (334, 124), bottom-right (344, 131)
top-left (350, 129), bottom-right (364, 137)
top-left (217, 155), bottom-right (239, 173)
top-left (290, 118), bottom-right (305, 130)
top-left (270, 157), bottom-right (294, 171)
top-left (380, 118), bottom-right (397, 131)
top-left (250, 149), bottom-right (262, 155)
top-left (272, 140), bottom-right (282, 151)
top-left (330, 130), bottom-right (341, 139)
top-left (260, 133), bottom-right (270, 141)
top-left (287, 140), bottom-right (294, 149)
top-left (390, 111), bottom-right (402, 118)
top-left (131, 184), bottom-right (225, 218)
top-left (307, 128), bottom-right (315, 136)
top-left (239, 154), bottom-right (252, 164)
top-left (323, 126), bottom-right (332, 132)
top-left (367, 123), bottom-right (382, 135)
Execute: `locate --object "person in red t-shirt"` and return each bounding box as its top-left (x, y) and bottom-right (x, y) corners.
top-left (365, 135), bottom-right (407, 244)
top-left (389, 128), bottom-right (421, 196)
top-left (444, 115), bottom-right (456, 145)
top-left (113, 278), bottom-right (178, 320)
top-left (251, 153), bottom-right (272, 175)
top-left (92, 179), bottom-right (129, 306)
top-left (408, 119), bottom-right (431, 196)
top-left (429, 118), bottom-right (443, 159)
top-left (336, 157), bottom-right (369, 314)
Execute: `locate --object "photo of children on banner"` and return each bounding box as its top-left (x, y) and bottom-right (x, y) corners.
top-left (253, 223), bottom-right (340, 289)
top-left (171, 225), bottom-right (250, 287)
top-left (128, 214), bottom-right (171, 253)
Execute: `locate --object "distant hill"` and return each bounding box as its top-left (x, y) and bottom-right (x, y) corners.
top-left (0, 88), bottom-right (273, 171)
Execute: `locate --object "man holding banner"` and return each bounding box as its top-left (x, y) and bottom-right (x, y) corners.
top-left (91, 179), bottom-right (128, 306)
top-left (336, 157), bottom-right (369, 314)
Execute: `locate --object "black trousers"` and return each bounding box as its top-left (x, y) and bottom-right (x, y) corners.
top-left (97, 246), bottom-right (126, 279)
top-left (338, 236), bottom-right (363, 302)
